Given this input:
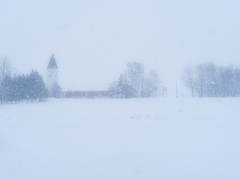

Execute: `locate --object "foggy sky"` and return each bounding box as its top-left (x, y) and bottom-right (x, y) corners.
top-left (1, 0), bottom-right (240, 97)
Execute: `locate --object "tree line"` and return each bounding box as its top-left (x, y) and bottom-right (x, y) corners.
top-left (0, 58), bottom-right (48, 103)
top-left (183, 62), bottom-right (240, 97)
top-left (2, 56), bottom-right (240, 101)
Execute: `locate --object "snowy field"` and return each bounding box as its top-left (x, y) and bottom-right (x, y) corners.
top-left (0, 98), bottom-right (240, 180)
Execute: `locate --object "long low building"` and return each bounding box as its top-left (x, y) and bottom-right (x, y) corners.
top-left (59, 90), bottom-right (113, 98)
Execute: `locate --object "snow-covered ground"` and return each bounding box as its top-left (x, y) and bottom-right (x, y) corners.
top-left (0, 98), bottom-right (240, 180)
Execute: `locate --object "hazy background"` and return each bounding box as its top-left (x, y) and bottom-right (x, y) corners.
top-left (1, 0), bottom-right (240, 97)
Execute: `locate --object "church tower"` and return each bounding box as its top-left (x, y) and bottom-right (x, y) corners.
top-left (47, 54), bottom-right (58, 94)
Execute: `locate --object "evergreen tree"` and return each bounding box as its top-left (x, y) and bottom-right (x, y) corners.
top-left (27, 70), bottom-right (48, 102)
top-left (1, 75), bottom-right (13, 103)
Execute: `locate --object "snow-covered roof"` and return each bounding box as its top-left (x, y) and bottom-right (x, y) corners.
top-left (47, 55), bottom-right (58, 69)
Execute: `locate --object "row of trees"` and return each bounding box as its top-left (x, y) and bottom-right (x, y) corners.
top-left (183, 63), bottom-right (240, 97)
top-left (109, 62), bottom-right (162, 98)
top-left (0, 58), bottom-right (48, 103)
top-left (3, 56), bottom-right (240, 100)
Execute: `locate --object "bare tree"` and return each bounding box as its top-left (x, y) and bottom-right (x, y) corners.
top-left (142, 69), bottom-right (161, 97)
top-left (182, 65), bottom-right (195, 97)
top-left (124, 61), bottom-right (145, 97)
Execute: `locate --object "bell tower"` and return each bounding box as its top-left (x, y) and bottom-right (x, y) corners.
top-left (47, 54), bottom-right (58, 94)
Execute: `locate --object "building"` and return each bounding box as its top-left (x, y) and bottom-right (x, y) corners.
top-left (46, 55), bottom-right (112, 98)
top-left (59, 90), bottom-right (112, 98)
top-left (47, 54), bottom-right (59, 96)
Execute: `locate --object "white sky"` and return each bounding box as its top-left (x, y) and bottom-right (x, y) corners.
top-left (1, 0), bottom-right (240, 97)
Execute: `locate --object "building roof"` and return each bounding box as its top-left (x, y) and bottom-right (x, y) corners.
top-left (47, 54), bottom-right (58, 69)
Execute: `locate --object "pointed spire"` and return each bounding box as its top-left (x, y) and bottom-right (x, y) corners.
top-left (47, 54), bottom-right (58, 69)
